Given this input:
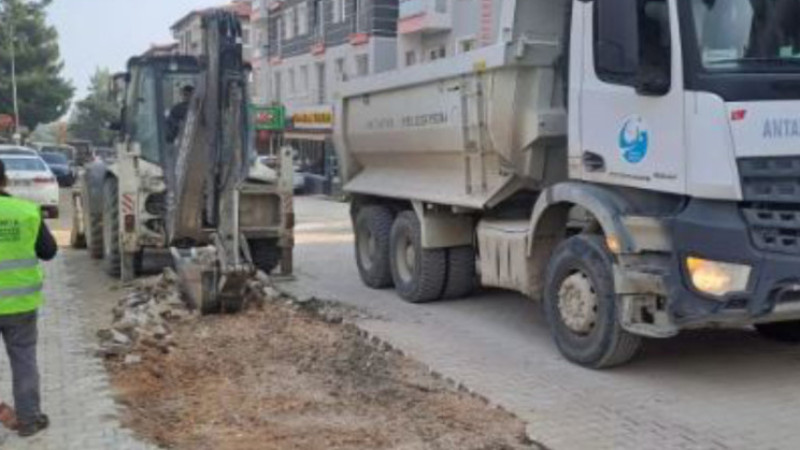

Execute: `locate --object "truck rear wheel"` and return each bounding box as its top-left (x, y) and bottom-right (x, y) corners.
top-left (390, 211), bottom-right (447, 303)
top-left (544, 235), bottom-right (642, 369)
top-left (355, 205), bottom-right (395, 289)
top-left (442, 246), bottom-right (477, 299)
top-left (755, 321), bottom-right (800, 343)
top-left (102, 178), bottom-right (122, 278)
top-left (86, 204), bottom-right (104, 259)
top-left (249, 238), bottom-right (282, 275)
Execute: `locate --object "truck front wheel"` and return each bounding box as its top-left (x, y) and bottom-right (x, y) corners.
top-left (544, 235), bottom-right (642, 369)
top-left (355, 205), bottom-right (395, 289)
top-left (755, 321), bottom-right (800, 343)
top-left (249, 238), bottom-right (282, 275)
top-left (390, 211), bottom-right (447, 303)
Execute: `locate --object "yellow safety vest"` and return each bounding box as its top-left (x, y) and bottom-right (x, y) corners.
top-left (0, 196), bottom-right (44, 315)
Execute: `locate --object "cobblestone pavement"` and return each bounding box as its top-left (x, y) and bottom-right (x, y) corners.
top-left (0, 191), bottom-right (154, 449)
top-left (281, 196), bottom-right (800, 450)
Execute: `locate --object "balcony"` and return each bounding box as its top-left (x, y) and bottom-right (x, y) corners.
top-left (398, 0), bottom-right (451, 34)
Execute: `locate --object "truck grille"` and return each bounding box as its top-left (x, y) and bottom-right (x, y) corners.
top-left (739, 157), bottom-right (800, 254)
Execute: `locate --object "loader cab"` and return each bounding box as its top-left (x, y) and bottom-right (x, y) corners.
top-left (117, 56), bottom-right (202, 168)
top-left (570, 0), bottom-right (800, 201)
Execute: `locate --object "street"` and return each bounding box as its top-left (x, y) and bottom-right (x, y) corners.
top-left (1, 191), bottom-right (800, 449)
top-left (283, 197), bottom-right (800, 450)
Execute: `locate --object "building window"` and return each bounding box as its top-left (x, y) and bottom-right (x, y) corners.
top-left (316, 62), bottom-right (326, 104)
top-left (459, 38), bottom-right (476, 54)
top-left (355, 54), bottom-right (369, 77)
top-left (335, 57), bottom-right (347, 82)
top-left (313, 0), bottom-right (325, 39)
top-left (285, 7), bottom-right (296, 40)
top-left (242, 26), bottom-right (251, 45)
top-left (405, 50), bottom-right (417, 67)
top-left (274, 71), bottom-right (282, 101)
top-left (429, 46), bottom-right (446, 61)
top-left (300, 65), bottom-right (309, 94)
top-left (297, 2), bottom-right (309, 35)
top-left (289, 68), bottom-right (296, 95)
top-left (332, 0), bottom-right (342, 23)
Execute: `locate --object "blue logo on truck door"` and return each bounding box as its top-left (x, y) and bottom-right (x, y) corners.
top-left (618, 116), bottom-right (649, 164)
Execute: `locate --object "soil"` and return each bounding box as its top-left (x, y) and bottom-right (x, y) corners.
top-left (106, 298), bottom-right (536, 450)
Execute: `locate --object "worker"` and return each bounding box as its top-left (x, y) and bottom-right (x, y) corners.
top-left (0, 160), bottom-right (57, 437)
top-left (166, 84), bottom-right (195, 144)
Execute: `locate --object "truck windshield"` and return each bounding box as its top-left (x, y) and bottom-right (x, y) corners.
top-left (690, 0), bottom-right (800, 72)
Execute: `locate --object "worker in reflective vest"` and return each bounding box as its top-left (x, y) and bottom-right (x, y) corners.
top-left (0, 159), bottom-right (57, 437)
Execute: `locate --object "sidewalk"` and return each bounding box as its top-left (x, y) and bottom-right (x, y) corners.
top-left (0, 255), bottom-right (154, 449)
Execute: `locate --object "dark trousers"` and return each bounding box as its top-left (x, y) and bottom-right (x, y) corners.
top-left (0, 312), bottom-right (40, 424)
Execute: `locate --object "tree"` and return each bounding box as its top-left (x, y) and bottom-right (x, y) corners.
top-left (0, 0), bottom-right (73, 133)
top-left (68, 68), bottom-right (118, 146)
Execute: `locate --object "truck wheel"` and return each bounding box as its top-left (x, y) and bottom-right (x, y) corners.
top-left (355, 205), bottom-right (394, 289)
top-left (390, 211), bottom-right (447, 303)
top-left (249, 239), bottom-right (282, 275)
top-left (102, 178), bottom-right (122, 278)
top-left (544, 235), bottom-right (642, 369)
top-left (755, 322), bottom-right (800, 343)
top-left (442, 246), bottom-right (477, 299)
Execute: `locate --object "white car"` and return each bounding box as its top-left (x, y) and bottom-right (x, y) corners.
top-left (0, 151), bottom-right (60, 218)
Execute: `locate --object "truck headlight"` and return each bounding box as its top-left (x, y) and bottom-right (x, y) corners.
top-left (686, 257), bottom-right (751, 298)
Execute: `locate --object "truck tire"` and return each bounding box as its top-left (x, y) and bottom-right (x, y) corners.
top-left (543, 235), bottom-right (642, 369)
top-left (755, 321), bottom-right (800, 343)
top-left (442, 246), bottom-right (477, 299)
top-left (102, 178), bottom-right (122, 278)
top-left (86, 206), bottom-right (104, 259)
top-left (249, 238), bottom-right (282, 275)
top-left (355, 205), bottom-right (394, 289)
top-left (390, 211), bottom-right (447, 303)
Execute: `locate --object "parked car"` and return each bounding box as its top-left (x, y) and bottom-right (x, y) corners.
top-left (40, 151), bottom-right (76, 187)
top-left (0, 152), bottom-right (60, 218)
top-left (254, 155), bottom-right (305, 193)
top-left (29, 142), bottom-right (77, 162)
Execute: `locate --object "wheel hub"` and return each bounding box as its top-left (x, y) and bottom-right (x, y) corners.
top-left (358, 228), bottom-right (376, 270)
top-left (557, 271), bottom-right (599, 335)
top-left (395, 234), bottom-right (415, 283)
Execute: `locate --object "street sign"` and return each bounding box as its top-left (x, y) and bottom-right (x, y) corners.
top-left (252, 105), bottom-right (286, 131)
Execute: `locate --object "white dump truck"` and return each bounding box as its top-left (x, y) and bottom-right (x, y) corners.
top-left (335, 0), bottom-right (800, 367)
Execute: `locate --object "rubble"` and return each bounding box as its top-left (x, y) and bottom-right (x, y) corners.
top-left (96, 268), bottom-right (197, 359)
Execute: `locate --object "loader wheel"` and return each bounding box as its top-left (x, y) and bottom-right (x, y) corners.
top-left (70, 194), bottom-right (86, 249)
top-left (442, 246), bottom-right (477, 300)
top-left (102, 178), bottom-right (122, 278)
top-left (755, 321), bottom-right (800, 343)
top-left (390, 211), bottom-right (447, 303)
top-left (249, 239), bottom-right (282, 275)
top-left (86, 201), bottom-right (104, 259)
top-left (544, 235), bottom-right (642, 369)
top-left (355, 205), bottom-right (395, 289)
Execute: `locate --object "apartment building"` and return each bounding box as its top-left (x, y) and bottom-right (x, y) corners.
top-left (171, 0), bottom-right (255, 62)
top-left (397, 0), bottom-right (503, 68)
top-left (259, 0), bottom-right (399, 194)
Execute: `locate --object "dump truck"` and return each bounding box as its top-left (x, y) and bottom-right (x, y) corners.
top-left (335, 0), bottom-right (800, 368)
top-left (72, 11), bottom-right (294, 307)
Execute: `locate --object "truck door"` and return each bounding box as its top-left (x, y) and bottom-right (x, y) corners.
top-left (577, 0), bottom-right (685, 195)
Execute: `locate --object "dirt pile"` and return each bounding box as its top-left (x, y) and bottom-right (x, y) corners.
top-left (96, 269), bottom-right (195, 361)
top-left (106, 287), bottom-right (537, 450)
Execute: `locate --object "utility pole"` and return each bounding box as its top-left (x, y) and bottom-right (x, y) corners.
top-left (2, 0), bottom-right (20, 141)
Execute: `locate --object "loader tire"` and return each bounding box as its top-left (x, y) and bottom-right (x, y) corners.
top-left (102, 178), bottom-right (122, 278)
top-left (544, 235), bottom-right (642, 369)
top-left (70, 194), bottom-right (86, 249)
top-left (355, 205), bottom-right (395, 289)
top-left (755, 321), bottom-right (800, 343)
top-left (390, 211), bottom-right (447, 303)
top-left (86, 207), bottom-right (104, 259)
top-left (442, 246), bottom-right (477, 300)
top-left (249, 238), bottom-right (282, 275)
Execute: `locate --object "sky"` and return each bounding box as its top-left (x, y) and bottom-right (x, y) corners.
top-left (48, 0), bottom-right (223, 100)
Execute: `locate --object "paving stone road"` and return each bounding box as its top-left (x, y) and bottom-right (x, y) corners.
top-left (281, 196), bottom-right (800, 450)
